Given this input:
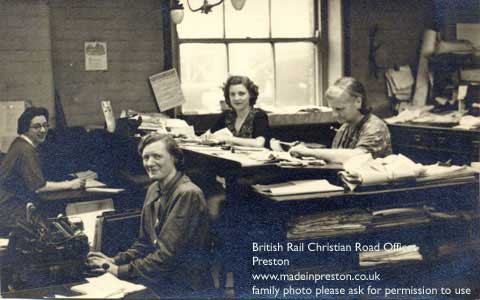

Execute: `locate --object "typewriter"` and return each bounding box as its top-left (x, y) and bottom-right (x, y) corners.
top-left (0, 203), bottom-right (89, 292)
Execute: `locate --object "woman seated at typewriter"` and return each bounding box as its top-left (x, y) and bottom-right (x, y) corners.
top-left (0, 107), bottom-right (85, 235)
top-left (202, 75), bottom-right (271, 148)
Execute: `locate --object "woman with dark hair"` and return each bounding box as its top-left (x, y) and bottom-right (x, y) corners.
top-left (0, 107), bottom-right (85, 234)
top-left (203, 75), bottom-right (270, 148)
top-left (290, 77), bottom-right (392, 163)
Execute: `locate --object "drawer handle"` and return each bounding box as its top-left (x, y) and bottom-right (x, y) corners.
top-left (414, 135), bottom-right (422, 143)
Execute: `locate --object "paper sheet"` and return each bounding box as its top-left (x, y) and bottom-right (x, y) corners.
top-left (55, 273), bottom-right (146, 298)
top-left (149, 69), bottom-right (186, 112)
top-left (263, 179), bottom-right (344, 196)
top-left (66, 199), bottom-right (114, 247)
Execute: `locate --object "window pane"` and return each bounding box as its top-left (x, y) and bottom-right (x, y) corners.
top-left (177, 1), bottom-right (224, 39)
top-left (275, 43), bottom-right (316, 107)
top-left (229, 43), bottom-right (275, 108)
top-left (271, 0), bottom-right (314, 38)
top-left (225, 0), bottom-right (269, 38)
top-left (180, 44), bottom-right (227, 113)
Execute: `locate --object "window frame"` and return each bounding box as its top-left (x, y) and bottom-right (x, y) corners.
top-left (173, 0), bottom-right (329, 114)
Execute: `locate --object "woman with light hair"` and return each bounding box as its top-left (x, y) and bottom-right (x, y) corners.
top-left (290, 77), bottom-right (392, 163)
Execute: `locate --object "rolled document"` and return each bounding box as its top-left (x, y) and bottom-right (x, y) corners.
top-left (413, 30), bottom-right (438, 107)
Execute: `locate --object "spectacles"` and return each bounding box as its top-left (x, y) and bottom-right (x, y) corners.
top-left (30, 123), bottom-right (50, 130)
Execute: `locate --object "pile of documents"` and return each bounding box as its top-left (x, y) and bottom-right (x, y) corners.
top-left (339, 154), bottom-right (423, 191)
top-left (255, 179), bottom-right (344, 197)
top-left (359, 245), bottom-right (422, 267)
top-left (129, 111), bottom-right (168, 131)
top-left (371, 207), bottom-right (432, 229)
top-left (453, 115), bottom-right (480, 130)
top-left (339, 154), bottom-right (477, 190)
top-left (408, 111), bottom-right (463, 124)
top-left (385, 66), bottom-right (414, 101)
top-left (287, 209), bottom-right (371, 240)
top-left (56, 273), bottom-right (146, 298)
top-left (384, 106), bottom-right (464, 125)
top-left (73, 170), bottom-right (124, 194)
top-left (384, 106), bottom-right (434, 124)
top-left (416, 164), bottom-right (477, 183)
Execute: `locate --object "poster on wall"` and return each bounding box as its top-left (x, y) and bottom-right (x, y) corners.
top-left (149, 68), bottom-right (186, 112)
top-left (84, 41), bottom-right (108, 71)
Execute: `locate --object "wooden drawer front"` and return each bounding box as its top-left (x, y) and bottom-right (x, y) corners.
top-left (391, 127), bottom-right (474, 152)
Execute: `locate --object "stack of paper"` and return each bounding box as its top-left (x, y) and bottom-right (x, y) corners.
top-left (385, 66), bottom-right (414, 101)
top-left (371, 207), bottom-right (431, 228)
top-left (288, 209), bottom-right (371, 239)
top-left (258, 179), bottom-right (344, 196)
top-left (339, 154), bottom-right (424, 191)
top-left (454, 115), bottom-right (480, 130)
top-left (417, 164), bottom-right (476, 183)
top-left (56, 273), bottom-right (146, 298)
top-left (384, 106), bottom-right (434, 124)
top-left (359, 245), bottom-right (422, 267)
top-left (0, 238), bottom-right (9, 250)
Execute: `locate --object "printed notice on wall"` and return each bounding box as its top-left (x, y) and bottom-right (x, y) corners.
top-left (85, 41), bottom-right (108, 71)
top-left (149, 69), bottom-right (185, 112)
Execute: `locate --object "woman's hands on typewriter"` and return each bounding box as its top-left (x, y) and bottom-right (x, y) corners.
top-left (87, 252), bottom-right (119, 276)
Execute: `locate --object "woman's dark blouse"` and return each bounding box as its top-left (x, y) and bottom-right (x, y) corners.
top-left (210, 108), bottom-right (270, 144)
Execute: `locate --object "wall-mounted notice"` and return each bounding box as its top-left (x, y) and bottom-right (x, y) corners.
top-left (149, 69), bottom-right (185, 112)
top-left (85, 41), bottom-right (108, 71)
top-left (0, 101), bottom-right (25, 152)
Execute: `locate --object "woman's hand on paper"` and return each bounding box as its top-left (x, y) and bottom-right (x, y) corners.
top-left (270, 138), bottom-right (284, 152)
top-left (212, 133), bottom-right (232, 144)
top-left (201, 131), bottom-right (213, 142)
top-left (289, 143), bottom-right (310, 158)
top-left (70, 178), bottom-right (86, 190)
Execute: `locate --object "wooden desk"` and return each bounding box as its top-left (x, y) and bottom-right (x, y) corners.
top-left (388, 123), bottom-right (480, 164)
top-left (242, 175), bottom-right (480, 289)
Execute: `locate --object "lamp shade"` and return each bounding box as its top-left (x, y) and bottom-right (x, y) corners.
top-left (231, 0), bottom-right (246, 10)
top-left (170, 8), bottom-right (184, 24)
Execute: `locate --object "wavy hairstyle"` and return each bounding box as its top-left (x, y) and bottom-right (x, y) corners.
top-left (222, 75), bottom-right (259, 108)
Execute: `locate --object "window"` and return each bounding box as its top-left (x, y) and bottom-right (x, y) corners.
top-left (177, 0), bottom-right (322, 114)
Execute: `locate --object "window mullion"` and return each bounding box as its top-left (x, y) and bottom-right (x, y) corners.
top-left (223, 1), bottom-right (230, 75)
top-left (272, 42), bottom-right (277, 108)
top-left (269, 0), bottom-right (275, 106)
